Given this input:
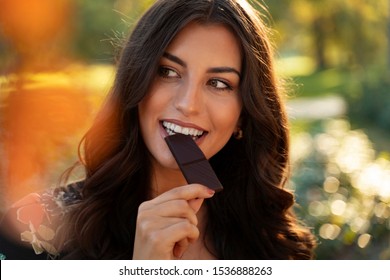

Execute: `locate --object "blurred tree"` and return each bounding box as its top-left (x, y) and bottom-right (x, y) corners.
top-left (71, 0), bottom-right (127, 63)
top-left (71, 0), bottom-right (154, 63)
top-left (388, 0), bottom-right (390, 70)
top-left (266, 0), bottom-right (388, 70)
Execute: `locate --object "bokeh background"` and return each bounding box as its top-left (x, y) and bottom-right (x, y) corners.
top-left (0, 0), bottom-right (389, 259)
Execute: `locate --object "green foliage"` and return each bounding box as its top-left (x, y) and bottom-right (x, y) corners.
top-left (290, 68), bottom-right (353, 97)
top-left (71, 0), bottom-right (129, 62)
top-left (290, 119), bottom-right (390, 259)
top-left (70, 0), bottom-right (155, 63)
top-left (267, 0), bottom-right (389, 70)
top-left (347, 71), bottom-right (390, 132)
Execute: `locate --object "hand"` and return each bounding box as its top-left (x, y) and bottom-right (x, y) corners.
top-left (132, 184), bottom-right (215, 260)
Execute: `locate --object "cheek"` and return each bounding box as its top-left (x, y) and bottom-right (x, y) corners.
top-left (205, 98), bottom-right (241, 157)
top-left (213, 99), bottom-right (242, 132)
top-left (138, 95), bottom-right (161, 148)
top-left (138, 100), bottom-right (150, 134)
top-left (138, 89), bottom-right (166, 126)
top-left (140, 82), bottom-right (174, 115)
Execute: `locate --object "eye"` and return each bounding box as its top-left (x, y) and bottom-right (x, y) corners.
top-left (158, 66), bottom-right (180, 79)
top-left (207, 79), bottom-right (233, 91)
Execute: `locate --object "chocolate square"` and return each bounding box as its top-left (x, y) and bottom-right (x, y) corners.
top-left (165, 134), bottom-right (223, 192)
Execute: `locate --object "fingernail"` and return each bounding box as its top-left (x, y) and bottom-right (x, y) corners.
top-left (207, 189), bottom-right (215, 196)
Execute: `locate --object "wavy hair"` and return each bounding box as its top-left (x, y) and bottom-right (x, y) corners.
top-left (62, 0), bottom-right (316, 259)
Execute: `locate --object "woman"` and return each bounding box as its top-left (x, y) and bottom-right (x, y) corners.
top-left (0, 0), bottom-right (316, 260)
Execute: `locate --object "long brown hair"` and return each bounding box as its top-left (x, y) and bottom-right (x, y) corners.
top-left (62, 0), bottom-right (316, 259)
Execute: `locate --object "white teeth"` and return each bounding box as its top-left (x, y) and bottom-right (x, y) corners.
top-left (188, 128), bottom-right (196, 135)
top-left (162, 121), bottom-right (204, 137)
top-left (182, 127), bottom-right (189, 135)
top-left (173, 125), bottom-right (182, 134)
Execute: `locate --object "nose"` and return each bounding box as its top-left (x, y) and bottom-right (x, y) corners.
top-left (174, 81), bottom-right (202, 116)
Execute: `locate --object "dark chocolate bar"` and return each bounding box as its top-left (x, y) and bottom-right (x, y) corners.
top-left (165, 134), bottom-right (223, 192)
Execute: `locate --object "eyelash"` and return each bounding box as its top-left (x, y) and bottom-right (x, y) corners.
top-left (157, 66), bottom-right (234, 92)
top-left (158, 66), bottom-right (180, 79)
top-left (207, 79), bottom-right (233, 91)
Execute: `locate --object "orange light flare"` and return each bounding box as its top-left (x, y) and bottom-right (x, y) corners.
top-left (0, 0), bottom-right (75, 71)
top-left (0, 0), bottom-right (94, 208)
top-left (1, 84), bottom-right (91, 206)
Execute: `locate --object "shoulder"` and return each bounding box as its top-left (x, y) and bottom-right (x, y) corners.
top-left (0, 181), bottom-right (84, 259)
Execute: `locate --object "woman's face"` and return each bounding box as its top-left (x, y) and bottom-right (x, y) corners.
top-left (139, 22), bottom-right (242, 172)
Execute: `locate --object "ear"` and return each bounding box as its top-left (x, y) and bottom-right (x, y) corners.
top-left (233, 127), bottom-right (243, 140)
top-left (233, 117), bottom-right (243, 140)
top-left (235, 115), bottom-right (243, 129)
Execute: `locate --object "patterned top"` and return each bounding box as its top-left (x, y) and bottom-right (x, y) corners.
top-left (0, 181), bottom-right (83, 259)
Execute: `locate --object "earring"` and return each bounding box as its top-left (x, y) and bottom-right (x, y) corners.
top-left (234, 128), bottom-right (243, 140)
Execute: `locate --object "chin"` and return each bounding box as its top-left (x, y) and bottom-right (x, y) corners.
top-left (152, 149), bottom-right (180, 170)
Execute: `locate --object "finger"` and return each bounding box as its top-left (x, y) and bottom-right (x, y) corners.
top-left (136, 215), bottom-right (199, 241)
top-left (134, 217), bottom-right (199, 258)
top-left (142, 220), bottom-right (199, 259)
top-left (188, 198), bottom-right (204, 213)
top-left (139, 200), bottom-right (199, 226)
top-left (137, 216), bottom-right (190, 233)
top-left (151, 184), bottom-right (214, 205)
top-left (164, 220), bottom-right (200, 246)
top-left (173, 238), bottom-right (189, 259)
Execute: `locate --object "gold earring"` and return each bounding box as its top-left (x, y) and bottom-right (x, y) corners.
top-left (234, 128), bottom-right (243, 140)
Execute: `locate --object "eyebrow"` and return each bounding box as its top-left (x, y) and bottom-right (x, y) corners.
top-left (162, 52), bottom-right (241, 78)
top-left (207, 67), bottom-right (241, 78)
top-left (163, 52), bottom-right (186, 67)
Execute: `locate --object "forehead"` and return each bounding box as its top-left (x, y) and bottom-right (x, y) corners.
top-left (164, 21), bottom-right (242, 69)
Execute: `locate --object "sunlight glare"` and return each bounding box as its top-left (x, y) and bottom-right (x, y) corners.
top-left (319, 223), bottom-right (341, 240)
top-left (357, 233), bottom-right (371, 248)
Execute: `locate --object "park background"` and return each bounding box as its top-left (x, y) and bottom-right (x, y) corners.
top-left (0, 0), bottom-right (389, 259)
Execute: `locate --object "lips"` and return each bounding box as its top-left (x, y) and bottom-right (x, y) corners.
top-left (162, 120), bottom-right (206, 141)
